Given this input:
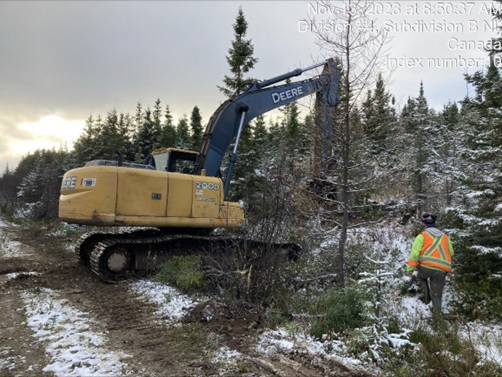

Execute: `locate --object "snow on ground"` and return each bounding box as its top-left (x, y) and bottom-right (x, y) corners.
top-left (211, 346), bottom-right (243, 374)
top-left (0, 217), bottom-right (16, 228)
top-left (0, 234), bottom-right (24, 258)
top-left (255, 327), bottom-right (363, 367)
top-left (461, 322), bottom-right (502, 366)
top-left (129, 280), bottom-right (200, 325)
top-left (0, 218), bottom-right (26, 258)
top-left (0, 347), bottom-right (26, 373)
top-left (6, 271), bottom-right (39, 280)
top-left (20, 288), bottom-right (132, 377)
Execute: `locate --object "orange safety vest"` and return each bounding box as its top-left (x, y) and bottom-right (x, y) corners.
top-left (418, 229), bottom-right (452, 272)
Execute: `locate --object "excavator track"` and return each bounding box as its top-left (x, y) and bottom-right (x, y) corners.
top-left (80, 230), bottom-right (300, 283)
top-left (76, 228), bottom-right (158, 266)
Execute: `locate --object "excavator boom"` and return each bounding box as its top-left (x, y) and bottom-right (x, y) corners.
top-left (194, 58), bottom-right (339, 197)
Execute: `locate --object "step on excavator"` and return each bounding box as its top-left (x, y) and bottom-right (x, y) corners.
top-left (59, 59), bottom-right (339, 283)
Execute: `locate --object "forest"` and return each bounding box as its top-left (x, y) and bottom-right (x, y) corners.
top-left (0, 2), bottom-right (501, 375)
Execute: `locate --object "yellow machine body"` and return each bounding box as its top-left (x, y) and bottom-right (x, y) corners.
top-left (59, 165), bottom-right (244, 229)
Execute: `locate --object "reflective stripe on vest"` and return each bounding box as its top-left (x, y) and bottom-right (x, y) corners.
top-left (419, 229), bottom-right (452, 272)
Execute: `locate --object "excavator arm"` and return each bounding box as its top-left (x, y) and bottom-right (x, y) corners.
top-left (194, 58), bottom-right (339, 197)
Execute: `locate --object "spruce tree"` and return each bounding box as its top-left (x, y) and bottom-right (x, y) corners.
top-left (280, 97), bottom-right (302, 154)
top-left (399, 82), bottom-right (437, 211)
top-left (448, 59), bottom-right (502, 319)
top-left (118, 112), bottom-right (136, 161)
top-left (176, 116), bottom-right (191, 150)
top-left (153, 98), bottom-right (163, 138)
top-left (159, 104), bottom-right (177, 148)
top-left (134, 108), bottom-right (161, 159)
top-left (190, 106), bottom-right (204, 150)
top-left (217, 6), bottom-right (258, 198)
top-left (218, 7), bottom-right (258, 97)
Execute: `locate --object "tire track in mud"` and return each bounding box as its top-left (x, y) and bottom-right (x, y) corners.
top-left (19, 266), bottom-right (210, 377)
top-left (0, 289), bottom-right (53, 377)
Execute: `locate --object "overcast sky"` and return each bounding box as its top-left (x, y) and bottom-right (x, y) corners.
top-left (0, 1), bottom-right (498, 171)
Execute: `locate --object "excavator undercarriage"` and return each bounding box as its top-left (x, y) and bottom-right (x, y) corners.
top-left (76, 229), bottom-right (301, 283)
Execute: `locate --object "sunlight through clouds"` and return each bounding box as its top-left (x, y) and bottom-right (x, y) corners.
top-left (18, 115), bottom-right (85, 141)
top-left (9, 115), bottom-right (85, 157)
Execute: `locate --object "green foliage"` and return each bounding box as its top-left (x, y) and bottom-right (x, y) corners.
top-left (15, 148), bottom-right (73, 220)
top-left (310, 286), bottom-right (367, 338)
top-left (156, 255), bottom-right (204, 293)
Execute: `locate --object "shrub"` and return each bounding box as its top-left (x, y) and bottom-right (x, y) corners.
top-left (156, 255), bottom-right (204, 293)
top-left (310, 285), bottom-right (367, 338)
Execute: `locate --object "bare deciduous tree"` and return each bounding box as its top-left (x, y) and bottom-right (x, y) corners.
top-left (306, 0), bottom-right (390, 286)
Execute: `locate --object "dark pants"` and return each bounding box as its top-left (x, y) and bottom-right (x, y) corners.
top-left (417, 266), bottom-right (447, 315)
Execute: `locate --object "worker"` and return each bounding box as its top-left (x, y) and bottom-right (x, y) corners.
top-left (406, 212), bottom-right (454, 316)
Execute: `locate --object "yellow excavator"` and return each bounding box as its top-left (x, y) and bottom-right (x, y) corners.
top-left (59, 59), bottom-right (339, 282)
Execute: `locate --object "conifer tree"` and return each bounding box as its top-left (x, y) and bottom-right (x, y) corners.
top-left (280, 98), bottom-right (302, 153)
top-left (399, 82), bottom-right (437, 211)
top-left (448, 59), bottom-right (502, 319)
top-left (367, 73), bottom-right (395, 154)
top-left (118, 112), bottom-right (136, 161)
top-left (176, 115), bottom-right (191, 149)
top-left (190, 106), bottom-right (204, 150)
top-left (74, 115), bottom-right (104, 165)
top-left (217, 7), bottom-right (258, 198)
top-left (252, 115), bottom-right (268, 162)
top-left (134, 108), bottom-right (161, 159)
top-left (153, 98), bottom-right (163, 136)
top-left (219, 7), bottom-right (258, 97)
top-left (159, 104), bottom-right (177, 148)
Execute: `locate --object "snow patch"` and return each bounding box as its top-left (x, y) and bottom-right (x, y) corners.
top-left (256, 328), bottom-right (362, 367)
top-left (0, 236), bottom-right (24, 257)
top-left (0, 347), bottom-right (26, 372)
top-left (211, 346), bottom-right (243, 373)
top-left (20, 288), bottom-right (131, 377)
top-left (6, 271), bottom-right (39, 280)
top-left (129, 280), bottom-right (200, 324)
top-left (460, 322), bottom-right (502, 366)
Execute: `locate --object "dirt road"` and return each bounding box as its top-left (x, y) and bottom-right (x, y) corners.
top-left (0, 219), bottom-right (374, 377)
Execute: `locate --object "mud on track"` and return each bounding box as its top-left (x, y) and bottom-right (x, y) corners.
top-left (0, 221), bottom-right (374, 377)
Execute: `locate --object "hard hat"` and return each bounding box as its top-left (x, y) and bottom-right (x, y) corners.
top-left (421, 212), bottom-right (436, 224)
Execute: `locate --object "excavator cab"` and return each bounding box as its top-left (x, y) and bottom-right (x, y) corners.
top-left (146, 148), bottom-right (198, 174)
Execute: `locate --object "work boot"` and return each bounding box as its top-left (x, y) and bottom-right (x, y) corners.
top-left (419, 294), bottom-right (431, 305)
